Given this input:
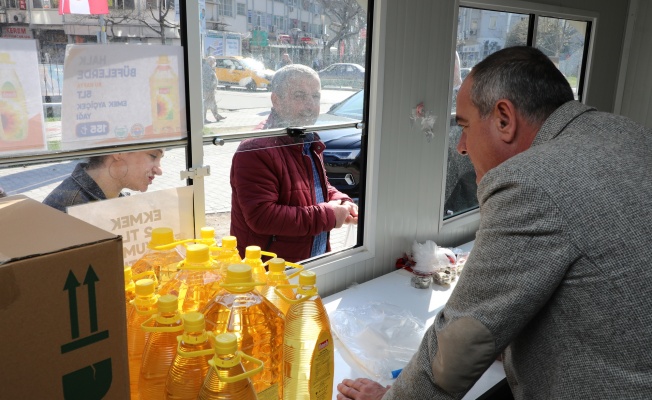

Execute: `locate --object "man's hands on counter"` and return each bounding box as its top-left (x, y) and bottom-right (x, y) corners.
top-left (337, 378), bottom-right (390, 400)
top-left (329, 200), bottom-right (359, 228)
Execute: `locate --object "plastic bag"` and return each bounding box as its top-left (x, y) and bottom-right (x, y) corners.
top-left (411, 240), bottom-right (455, 275)
top-left (330, 302), bottom-right (426, 381)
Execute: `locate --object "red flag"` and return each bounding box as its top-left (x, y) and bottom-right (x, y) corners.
top-left (59, 0), bottom-right (109, 15)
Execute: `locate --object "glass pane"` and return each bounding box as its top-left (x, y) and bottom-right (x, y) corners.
top-left (446, 7), bottom-right (529, 219)
top-left (0, 2), bottom-right (185, 157)
top-left (204, 139), bottom-right (360, 255)
top-left (535, 17), bottom-right (588, 100)
top-left (0, 1), bottom-right (187, 210)
top-left (202, 0), bottom-right (367, 263)
top-left (0, 146), bottom-right (186, 209)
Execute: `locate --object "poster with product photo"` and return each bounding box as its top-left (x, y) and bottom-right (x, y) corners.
top-left (0, 39), bottom-right (47, 156)
top-left (61, 44), bottom-right (186, 151)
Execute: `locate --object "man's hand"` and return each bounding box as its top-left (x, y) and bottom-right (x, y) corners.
top-left (329, 200), bottom-right (359, 226)
top-left (337, 378), bottom-right (390, 400)
top-left (332, 203), bottom-right (352, 228)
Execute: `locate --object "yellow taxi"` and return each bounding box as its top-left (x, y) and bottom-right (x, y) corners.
top-left (214, 56), bottom-right (275, 91)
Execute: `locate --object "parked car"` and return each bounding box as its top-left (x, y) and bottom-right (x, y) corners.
top-left (318, 63), bottom-right (365, 89)
top-left (214, 56), bottom-right (275, 91)
top-left (316, 90), bottom-right (364, 199)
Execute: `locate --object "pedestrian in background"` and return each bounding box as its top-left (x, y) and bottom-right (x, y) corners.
top-left (230, 64), bottom-right (358, 262)
top-left (202, 56), bottom-right (225, 123)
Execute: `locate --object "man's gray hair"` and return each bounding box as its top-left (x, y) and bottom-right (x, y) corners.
top-left (271, 64), bottom-right (320, 97)
top-left (469, 46), bottom-right (574, 125)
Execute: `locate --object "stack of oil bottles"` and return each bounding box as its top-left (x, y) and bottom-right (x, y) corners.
top-left (124, 226), bottom-right (335, 399)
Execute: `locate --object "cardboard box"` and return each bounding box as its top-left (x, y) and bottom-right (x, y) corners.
top-left (0, 196), bottom-right (129, 399)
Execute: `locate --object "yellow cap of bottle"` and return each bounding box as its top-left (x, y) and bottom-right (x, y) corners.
top-left (299, 270), bottom-right (317, 286)
top-left (135, 278), bottom-right (156, 296)
top-left (200, 227), bottom-right (215, 241)
top-left (212, 332), bottom-right (238, 355)
top-left (148, 227), bottom-right (175, 249)
top-left (182, 312), bottom-right (205, 333)
top-left (157, 294), bottom-right (178, 313)
top-left (244, 246), bottom-right (261, 259)
top-left (267, 258), bottom-right (286, 273)
top-left (225, 264), bottom-right (253, 285)
top-left (222, 236), bottom-right (237, 249)
top-left (124, 266), bottom-right (133, 283)
top-left (185, 244), bottom-right (212, 266)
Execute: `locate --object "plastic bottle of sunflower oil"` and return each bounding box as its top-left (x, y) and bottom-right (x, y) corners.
top-left (165, 312), bottom-right (215, 400)
top-left (158, 243), bottom-right (222, 313)
top-left (202, 264), bottom-right (284, 400)
top-left (127, 278), bottom-right (159, 400)
top-left (124, 266), bottom-right (136, 314)
top-left (131, 227), bottom-right (184, 287)
top-left (257, 258), bottom-right (303, 316)
top-left (150, 54), bottom-right (181, 135)
top-left (197, 332), bottom-right (262, 400)
top-left (213, 236), bottom-right (243, 274)
top-left (243, 245), bottom-right (277, 285)
top-left (139, 294), bottom-right (184, 400)
top-left (276, 271), bottom-right (334, 400)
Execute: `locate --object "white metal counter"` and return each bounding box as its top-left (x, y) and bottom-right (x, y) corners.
top-left (323, 242), bottom-right (507, 399)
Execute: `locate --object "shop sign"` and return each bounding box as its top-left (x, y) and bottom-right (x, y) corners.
top-left (19, 0), bottom-right (26, 10)
top-left (2, 26), bottom-right (33, 39)
top-left (251, 30), bottom-right (268, 47)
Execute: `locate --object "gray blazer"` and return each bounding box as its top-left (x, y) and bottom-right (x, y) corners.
top-left (384, 101), bottom-right (652, 399)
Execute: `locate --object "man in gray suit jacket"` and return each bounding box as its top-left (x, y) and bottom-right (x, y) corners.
top-left (337, 46), bottom-right (652, 399)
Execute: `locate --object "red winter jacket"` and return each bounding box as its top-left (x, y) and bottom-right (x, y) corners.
top-left (230, 133), bottom-right (351, 262)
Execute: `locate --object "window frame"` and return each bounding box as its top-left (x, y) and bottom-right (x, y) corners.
top-left (439, 0), bottom-right (597, 233)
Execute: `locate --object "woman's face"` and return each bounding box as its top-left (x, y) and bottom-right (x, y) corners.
top-left (118, 150), bottom-right (164, 192)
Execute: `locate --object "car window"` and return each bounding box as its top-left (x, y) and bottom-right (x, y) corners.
top-left (329, 91), bottom-right (364, 120)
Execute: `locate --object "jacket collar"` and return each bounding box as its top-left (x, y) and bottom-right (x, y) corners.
top-left (532, 100), bottom-right (596, 147)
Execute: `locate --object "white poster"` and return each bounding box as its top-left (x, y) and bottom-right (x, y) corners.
top-left (67, 186), bottom-right (195, 266)
top-left (205, 34), bottom-right (224, 56)
top-left (226, 35), bottom-right (241, 56)
top-left (61, 44), bottom-right (186, 151)
top-left (199, 0), bottom-right (206, 35)
top-left (0, 39), bottom-right (46, 155)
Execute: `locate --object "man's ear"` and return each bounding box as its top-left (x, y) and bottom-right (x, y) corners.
top-left (493, 99), bottom-right (517, 143)
top-left (271, 92), bottom-right (280, 109)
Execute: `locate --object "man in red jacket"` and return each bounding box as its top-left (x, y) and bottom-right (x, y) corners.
top-left (230, 64), bottom-right (358, 262)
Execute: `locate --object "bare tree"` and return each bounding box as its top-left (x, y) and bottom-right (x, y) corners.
top-left (140, 0), bottom-right (179, 44)
top-left (65, 1), bottom-right (178, 44)
top-left (316, 0), bottom-right (366, 65)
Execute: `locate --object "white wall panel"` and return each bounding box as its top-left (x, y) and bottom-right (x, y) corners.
top-left (618, 1), bottom-right (652, 128)
top-left (317, 0), bottom-right (459, 297)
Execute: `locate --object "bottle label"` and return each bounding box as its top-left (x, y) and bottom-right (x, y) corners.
top-left (310, 330), bottom-right (334, 399)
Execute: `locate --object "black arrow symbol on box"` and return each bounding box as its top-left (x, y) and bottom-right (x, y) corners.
top-left (64, 270), bottom-right (81, 339)
top-left (61, 265), bottom-right (109, 354)
top-left (84, 265), bottom-right (100, 333)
